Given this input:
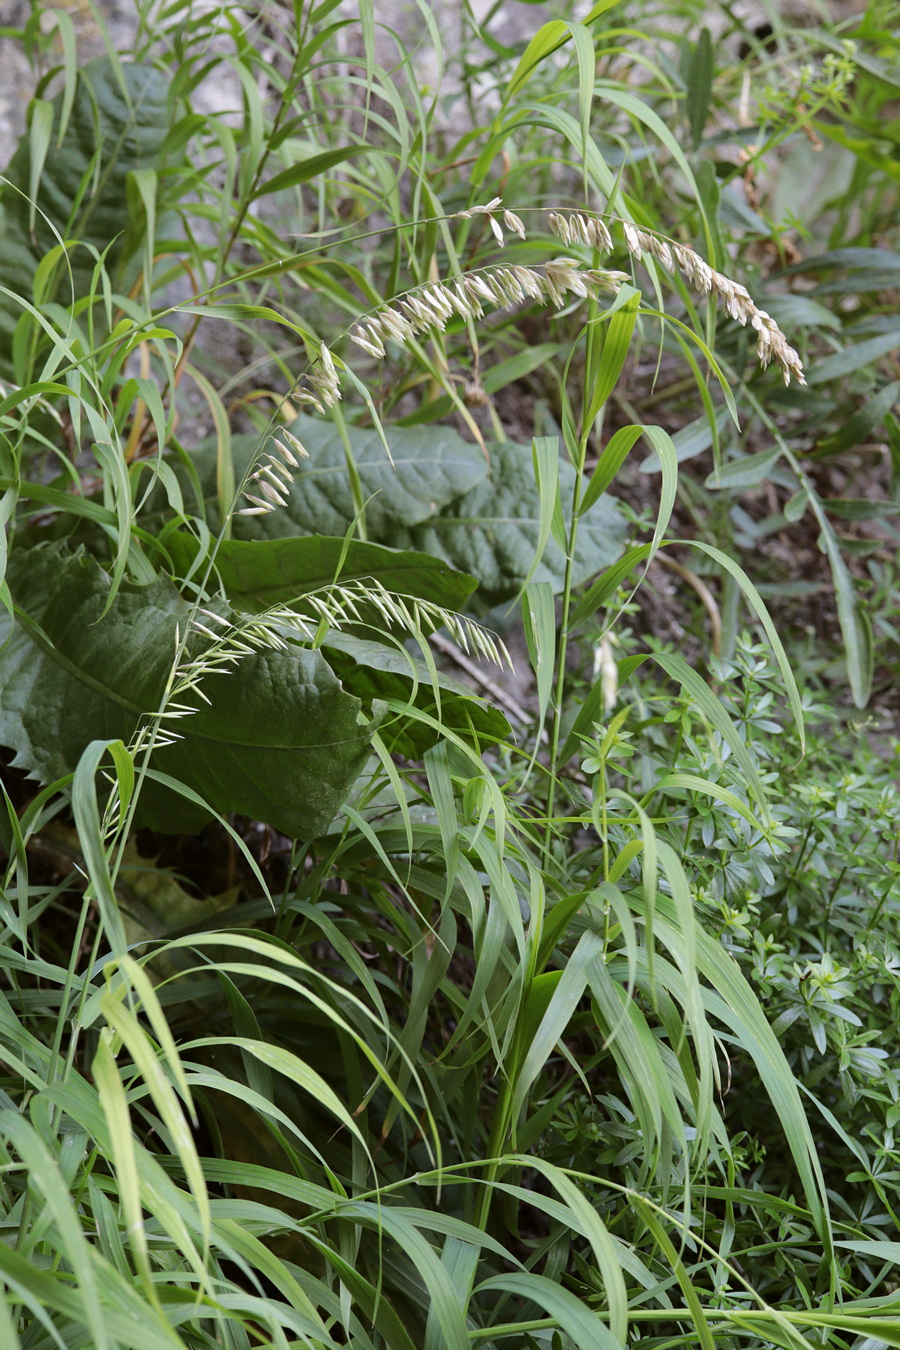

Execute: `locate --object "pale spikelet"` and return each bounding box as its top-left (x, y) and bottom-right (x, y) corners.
top-left (466, 274), bottom-right (496, 303)
top-left (350, 321), bottom-right (385, 353)
top-left (594, 634), bottom-right (618, 713)
top-left (671, 242), bottom-right (714, 294)
top-left (308, 342), bottom-right (341, 406)
top-left (512, 266), bottom-right (545, 301)
top-left (548, 212), bottom-right (572, 245)
top-left (618, 220), bottom-right (806, 385)
top-left (347, 262), bottom-right (630, 357)
top-left (457, 196), bottom-right (503, 218)
top-left (750, 309), bottom-right (806, 386)
top-left (545, 257), bottom-right (589, 300)
top-left (589, 217), bottom-right (613, 252)
top-left (623, 222), bottom-right (648, 259)
top-left (503, 209), bottom-right (526, 239)
top-left (455, 196), bottom-right (506, 245)
top-left (648, 235), bottom-right (674, 271)
top-left (238, 427), bottom-right (311, 517)
top-left (274, 429), bottom-right (309, 466)
top-left (549, 212), bottom-right (613, 254)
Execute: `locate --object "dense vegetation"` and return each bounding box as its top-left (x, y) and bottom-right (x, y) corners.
top-left (0, 0), bottom-right (898, 1345)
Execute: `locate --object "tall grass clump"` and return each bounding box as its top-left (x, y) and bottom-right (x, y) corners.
top-left (0, 1), bottom-right (898, 1348)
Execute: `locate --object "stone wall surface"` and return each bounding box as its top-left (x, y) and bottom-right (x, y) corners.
top-left (2, 0), bottom-right (843, 171)
top-left (0, 1), bottom-right (547, 162)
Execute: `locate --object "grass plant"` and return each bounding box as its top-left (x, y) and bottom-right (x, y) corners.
top-left (0, 1), bottom-right (898, 1347)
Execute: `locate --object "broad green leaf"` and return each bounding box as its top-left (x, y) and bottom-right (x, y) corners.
top-left (393, 441), bottom-right (627, 607)
top-left (92, 1031), bottom-right (158, 1305)
top-left (632, 1203), bottom-right (717, 1350)
top-left (71, 740), bottom-right (130, 957)
top-left (522, 580), bottom-right (556, 728)
top-left (780, 451), bottom-right (873, 707)
top-left (165, 530), bottom-right (478, 614)
top-left (593, 83), bottom-right (708, 240)
top-left (646, 893), bottom-right (832, 1251)
top-left (26, 99), bottom-right (55, 239)
top-left (587, 938), bottom-right (686, 1172)
top-left (187, 1036), bottom-right (367, 1146)
top-left (318, 631), bottom-right (510, 754)
top-left (649, 772), bottom-right (767, 833)
top-left (571, 425), bottom-right (675, 631)
top-left (503, 1), bottom-right (621, 101)
top-left (581, 425), bottom-right (644, 516)
top-left (569, 541), bottom-right (653, 634)
top-left (0, 544), bottom-right (382, 837)
top-left (522, 435), bottom-right (561, 592)
top-left (186, 417), bottom-right (487, 538)
top-left (640, 404), bottom-right (732, 474)
top-left (675, 538), bottom-right (805, 749)
top-left (584, 288), bottom-right (640, 427)
top-left (816, 506), bottom-right (873, 707)
top-left (505, 19), bottom-right (575, 100)
top-left (0, 59), bottom-right (170, 376)
top-left (653, 651), bottom-right (768, 812)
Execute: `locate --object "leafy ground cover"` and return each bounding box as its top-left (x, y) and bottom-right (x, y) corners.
top-left (0, 0), bottom-right (899, 1346)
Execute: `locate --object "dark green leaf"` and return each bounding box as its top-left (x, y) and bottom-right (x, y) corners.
top-left (189, 417), bottom-right (488, 538)
top-left (806, 332), bottom-right (900, 385)
top-left (392, 441), bottom-right (627, 607)
top-left (0, 58), bottom-right (170, 376)
top-left (812, 380), bottom-right (900, 456)
top-left (250, 144), bottom-right (367, 200)
top-left (165, 531), bottom-right (478, 614)
top-left (319, 632), bottom-right (509, 756)
top-left (686, 28), bottom-right (714, 148)
top-left (822, 497), bottom-right (900, 520)
top-left (0, 544), bottom-right (381, 837)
